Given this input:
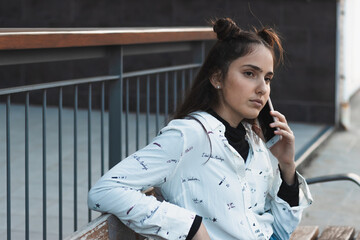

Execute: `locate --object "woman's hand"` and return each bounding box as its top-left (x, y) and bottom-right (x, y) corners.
top-left (268, 110), bottom-right (296, 185)
top-left (192, 223), bottom-right (211, 240)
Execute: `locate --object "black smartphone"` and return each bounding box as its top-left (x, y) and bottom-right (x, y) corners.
top-left (257, 97), bottom-right (280, 148)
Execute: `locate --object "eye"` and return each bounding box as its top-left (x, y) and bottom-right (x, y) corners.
top-left (244, 71), bottom-right (254, 77)
top-left (264, 75), bottom-right (273, 83)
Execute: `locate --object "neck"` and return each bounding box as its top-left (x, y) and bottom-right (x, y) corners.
top-left (211, 105), bottom-right (243, 128)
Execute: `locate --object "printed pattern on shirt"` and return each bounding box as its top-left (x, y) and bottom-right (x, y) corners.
top-left (88, 111), bottom-right (313, 240)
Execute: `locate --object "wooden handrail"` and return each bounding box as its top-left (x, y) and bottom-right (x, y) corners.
top-left (0, 27), bottom-right (215, 50)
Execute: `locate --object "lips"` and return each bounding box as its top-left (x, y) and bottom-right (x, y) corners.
top-left (250, 99), bottom-right (263, 107)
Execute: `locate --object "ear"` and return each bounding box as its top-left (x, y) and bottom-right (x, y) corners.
top-left (209, 71), bottom-right (222, 89)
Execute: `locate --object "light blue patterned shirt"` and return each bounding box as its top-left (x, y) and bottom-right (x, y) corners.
top-left (88, 111), bottom-right (313, 240)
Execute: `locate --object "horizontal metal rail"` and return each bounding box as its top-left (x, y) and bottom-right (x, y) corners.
top-left (0, 63), bottom-right (200, 96)
top-left (0, 75), bottom-right (117, 95)
top-left (306, 173), bottom-right (360, 188)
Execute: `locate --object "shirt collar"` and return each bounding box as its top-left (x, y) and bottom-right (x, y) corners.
top-left (189, 111), bottom-right (253, 132)
top-left (188, 111), bottom-right (225, 132)
top-left (188, 111), bottom-right (256, 143)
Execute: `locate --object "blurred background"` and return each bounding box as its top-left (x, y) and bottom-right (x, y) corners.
top-left (1, 0), bottom-right (359, 125)
top-left (1, 0), bottom-right (360, 239)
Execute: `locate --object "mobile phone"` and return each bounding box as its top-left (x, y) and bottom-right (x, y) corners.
top-left (257, 97), bottom-right (281, 148)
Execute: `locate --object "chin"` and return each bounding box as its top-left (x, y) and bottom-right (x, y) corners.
top-left (246, 111), bottom-right (260, 120)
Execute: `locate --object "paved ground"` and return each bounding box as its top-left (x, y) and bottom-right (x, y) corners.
top-left (299, 91), bottom-right (360, 232)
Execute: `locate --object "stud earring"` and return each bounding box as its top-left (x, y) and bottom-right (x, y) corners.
top-left (217, 85), bottom-right (221, 89)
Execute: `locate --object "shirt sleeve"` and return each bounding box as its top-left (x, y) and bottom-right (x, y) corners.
top-left (269, 168), bottom-right (313, 240)
top-left (88, 128), bottom-right (196, 240)
top-left (277, 167), bottom-right (299, 207)
top-left (186, 215), bottom-right (203, 240)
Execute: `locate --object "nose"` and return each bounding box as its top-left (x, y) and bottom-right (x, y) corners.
top-left (256, 78), bottom-right (269, 95)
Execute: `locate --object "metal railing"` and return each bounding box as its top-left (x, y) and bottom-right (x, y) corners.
top-left (306, 173), bottom-right (360, 187)
top-left (0, 28), bottom-right (215, 240)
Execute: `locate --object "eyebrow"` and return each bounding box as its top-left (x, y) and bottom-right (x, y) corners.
top-left (242, 64), bottom-right (274, 75)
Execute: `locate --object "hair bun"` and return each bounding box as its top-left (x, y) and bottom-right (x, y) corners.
top-left (257, 28), bottom-right (276, 47)
top-left (212, 18), bottom-right (241, 41)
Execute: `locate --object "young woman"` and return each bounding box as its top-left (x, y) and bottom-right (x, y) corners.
top-left (88, 18), bottom-right (313, 240)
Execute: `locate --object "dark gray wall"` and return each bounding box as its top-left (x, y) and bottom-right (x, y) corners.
top-left (0, 0), bottom-right (337, 124)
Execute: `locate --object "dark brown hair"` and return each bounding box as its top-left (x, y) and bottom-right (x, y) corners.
top-left (173, 17), bottom-right (284, 120)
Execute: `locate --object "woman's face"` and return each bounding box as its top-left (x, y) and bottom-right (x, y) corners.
top-left (212, 44), bottom-right (274, 127)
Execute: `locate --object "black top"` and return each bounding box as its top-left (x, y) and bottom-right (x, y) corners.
top-left (208, 109), bottom-right (250, 160)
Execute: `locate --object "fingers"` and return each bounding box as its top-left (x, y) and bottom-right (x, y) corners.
top-left (268, 110), bottom-right (296, 164)
top-left (270, 110), bottom-right (287, 123)
top-left (270, 121), bottom-right (292, 134)
top-left (274, 128), bottom-right (294, 141)
top-left (269, 111), bottom-right (294, 139)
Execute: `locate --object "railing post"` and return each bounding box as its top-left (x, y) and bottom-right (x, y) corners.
top-left (108, 46), bottom-right (123, 169)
